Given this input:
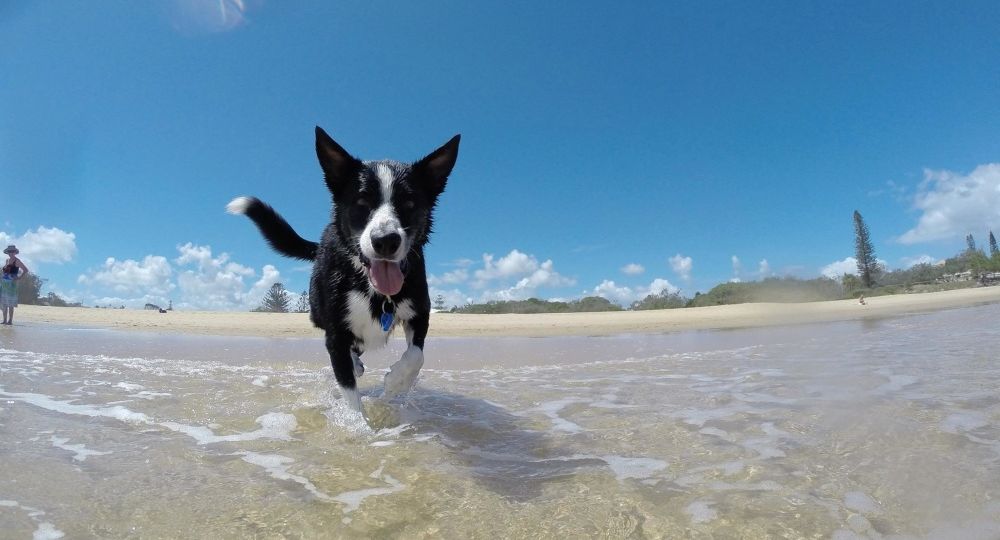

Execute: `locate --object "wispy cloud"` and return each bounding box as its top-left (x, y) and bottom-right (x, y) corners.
top-left (758, 259), bottom-right (772, 278)
top-left (669, 254), bottom-right (692, 281)
top-left (621, 263), bottom-right (645, 276)
top-left (588, 277), bottom-right (678, 306)
top-left (168, 0), bottom-right (258, 35)
top-left (898, 163), bottom-right (1000, 245)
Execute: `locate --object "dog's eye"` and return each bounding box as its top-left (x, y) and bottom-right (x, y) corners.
top-left (404, 200), bottom-right (415, 210)
top-left (356, 199), bottom-right (370, 208)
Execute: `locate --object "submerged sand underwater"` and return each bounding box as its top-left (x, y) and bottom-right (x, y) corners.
top-left (2, 304), bottom-right (1000, 538)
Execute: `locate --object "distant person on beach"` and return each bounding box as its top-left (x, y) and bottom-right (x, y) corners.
top-left (858, 294), bottom-right (866, 306)
top-left (2, 245), bottom-right (29, 325)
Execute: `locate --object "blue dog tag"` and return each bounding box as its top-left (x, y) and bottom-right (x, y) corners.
top-left (380, 311), bottom-right (394, 331)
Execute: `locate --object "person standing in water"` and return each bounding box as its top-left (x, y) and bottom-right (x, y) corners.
top-left (2, 245), bottom-right (30, 325)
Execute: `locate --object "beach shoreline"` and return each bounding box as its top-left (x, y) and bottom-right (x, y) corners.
top-left (16, 286), bottom-right (1000, 339)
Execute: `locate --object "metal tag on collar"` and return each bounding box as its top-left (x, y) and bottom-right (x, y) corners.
top-left (380, 299), bottom-right (395, 332)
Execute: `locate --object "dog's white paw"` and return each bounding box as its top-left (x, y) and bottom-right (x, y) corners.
top-left (352, 352), bottom-right (365, 379)
top-left (340, 386), bottom-right (364, 413)
top-left (383, 345), bottom-right (424, 398)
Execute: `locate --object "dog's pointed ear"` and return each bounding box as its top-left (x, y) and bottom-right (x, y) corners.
top-left (315, 126), bottom-right (359, 194)
top-left (414, 134), bottom-right (460, 197)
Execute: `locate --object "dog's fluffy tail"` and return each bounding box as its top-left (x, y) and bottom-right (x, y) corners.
top-left (227, 196), bottom-right (318, 261)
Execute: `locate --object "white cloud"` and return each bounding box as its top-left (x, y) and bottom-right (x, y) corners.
top-left (0, 226), bottom-right (78, 268)
top-left (669, 254), bottom-right (692, 281)
top-left (429, 287), bottom-right (472, 310)
top-left (471, 249), bottom-right (575, 301)
top-left (173, 243), bottom-right (264, 310)
top-left (900, 254), bottom-right (938, 268)
top-left (168, 0), bottom-right (258, 34)
top-left (78, 256), bottom-right (175, 297)
top-left (427, 268), bottom-right (469, 287)
top-left (77, 243), bottom-right (285, 310)
top-left (473, 250), bottom-right (537, 284)
top-left (898, 163), bottom-right (1000, 245)
top-left (820, 257), bottom-right (859, 279)
top-left (621, 263), bottom-right (645, 276)
top-left (820, 256), bottom-right (889, 279)
top-left (588, 277), bottom-right (679, 306)
top-left (758, 259), bottom-right (772, 277)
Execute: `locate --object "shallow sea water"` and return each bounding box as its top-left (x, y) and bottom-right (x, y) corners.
top-left (2, 304), bottom-right (1000, 539)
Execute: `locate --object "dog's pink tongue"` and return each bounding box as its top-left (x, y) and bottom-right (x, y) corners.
top-left (369, 260), bottom-right (404, 296)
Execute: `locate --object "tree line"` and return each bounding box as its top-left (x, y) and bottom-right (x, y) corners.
top-left (449, 211), bottom-right (1000, 314)
top-left (19, 211), bottom-right (1000, 313)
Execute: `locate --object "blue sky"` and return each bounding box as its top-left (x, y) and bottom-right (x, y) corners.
top-left (2, 1), bottom-right (998, 309)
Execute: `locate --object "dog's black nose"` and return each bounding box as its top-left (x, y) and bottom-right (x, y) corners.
top-left (371, 232), bottom-right (401, 257)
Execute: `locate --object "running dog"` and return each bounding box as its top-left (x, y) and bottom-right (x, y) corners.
top-left (228, 127), bottom-right (460, 411)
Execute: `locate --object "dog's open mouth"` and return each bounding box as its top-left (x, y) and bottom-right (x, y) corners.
top-left (361, 255), bottom-right (409, 296)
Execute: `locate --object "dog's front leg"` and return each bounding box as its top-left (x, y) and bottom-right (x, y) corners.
top-left (383, 313), bottom-right (427, 398)
top-left (326, 331), bottom-right (363, 412)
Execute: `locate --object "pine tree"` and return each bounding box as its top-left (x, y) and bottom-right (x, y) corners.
top-left (989, 230), bottom-right (999, 257)
top-left (257, 283), bottom-right (291, 313)
top-left (853, 210), bottom-right (878, 288)
top-left (966, 234), bottom-right (977, 252)
top-left (433, 294), bottom-right (445, 311)
top-left (295, 290), bottom-right (310, 313)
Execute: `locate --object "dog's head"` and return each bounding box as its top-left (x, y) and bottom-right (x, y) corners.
top-left (315, 126), bottom-right (460, 297)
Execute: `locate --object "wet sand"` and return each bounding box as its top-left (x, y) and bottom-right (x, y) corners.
top-left (16, 286), bottom-right (1000, 338)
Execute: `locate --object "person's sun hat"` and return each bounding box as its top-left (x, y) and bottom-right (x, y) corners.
top-left (3, 245), bottom-right (18, 255)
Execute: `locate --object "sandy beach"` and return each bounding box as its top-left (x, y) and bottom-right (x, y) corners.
top-left (16, 285), bottom-right (1000, 338)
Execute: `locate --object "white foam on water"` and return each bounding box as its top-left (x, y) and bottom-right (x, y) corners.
top-left (160, 412), bottom-right (298, 445)
top-left (685, 500), bottom-right (718, 524)
top-left (50, 436), bottom-right (112, 462)
top-left (874, 374), bottom-right (918, 394)
top-left (734, 392), bottom-right (797, 405)
top-left (251, 376), bottom-right (269, 387)
top-left (570, 453), bottom-right (667, 481)
top-left (237, 451), bottom-right (334, 502)
top-left (739, 421), bottom-right (793, 459)
top-left (0, 500), bottom-right (65, 540)
top-left (0, 388), bottom-right (153, 424)
top-left (601, 455), bottom-right (668, 481)
top-left (671, 405), bottom-right (756, 427)
top-left (533, 398), bottom-right (587, 433)
top-left (760, 422), bottom-right (791, 437)
top-left (940, 411), bottom-right (989, 434)
top-left (698, 427), bottom-right (733, 440)
top-left (704, 479), bottom-right (782, 492)
top-left (33, 522), bottom-right (65, 540)
top-left (741, 437), bottom-right (786, 459)
top-left (590, 392), bottom-right (636, 409)
top-left (843, 491), bottom-right (881, 514)
top-left (331, 462), bottom-right (406, 522)
top-left (2, 386), bottom-right (298, 446)
top-left (128, 391), bottom-right (172, 400)
top-left (320, 395), bottom-right (374, 435)
top-left (114, 382), bottom-right (144, 392)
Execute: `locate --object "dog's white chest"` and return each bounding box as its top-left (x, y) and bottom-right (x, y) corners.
top-left (344, 291), bottom-right (414, 351)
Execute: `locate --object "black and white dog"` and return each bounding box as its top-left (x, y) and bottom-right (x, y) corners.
top-left (227, 127), bottom-right (460, 412)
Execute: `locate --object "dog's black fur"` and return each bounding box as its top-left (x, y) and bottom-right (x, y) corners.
top-left (229, 127), bottom-right (460, 409)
